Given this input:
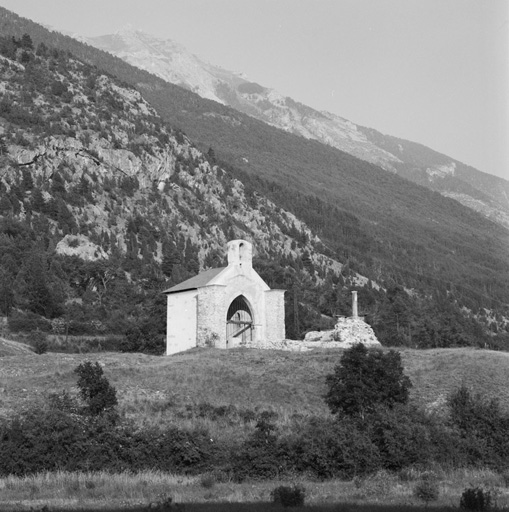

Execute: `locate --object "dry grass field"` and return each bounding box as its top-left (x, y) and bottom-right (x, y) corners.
top-left (1, 467), bottom-right (508, 511)
top-left (2, 342), bottom-right (509, 510)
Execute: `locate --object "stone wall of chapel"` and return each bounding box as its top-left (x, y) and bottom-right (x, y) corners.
top-left (166, 290), bottom-right (198, 355)
top-left (264, 289), bottom-right (286, 341)
top-left (197, 285), bottom-right (227, 348)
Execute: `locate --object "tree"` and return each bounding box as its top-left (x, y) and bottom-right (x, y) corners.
top-left (0, 135), bottom-right (7, 155)
top-left (74, 361), bottom-right (118, 416)
top-left (36, 42), bottom-right (48, 57)
top-left (447, 385), bottom-right (509, 467)
top-left (0, 267), bottom-right (14, 315)
top-left (14, 251), bottom-right (62, 318)
top-left (324, 343), bottom-right (411, 417)
top-left (161, 239), bottom-right (180, 277)
top-left (206, 146), bottom-right (216, 164)
top-left (20, 34), bottom-right (34, 50)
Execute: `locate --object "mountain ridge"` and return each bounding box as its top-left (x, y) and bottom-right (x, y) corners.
top-left (87, 26), bottom-right (509, 229)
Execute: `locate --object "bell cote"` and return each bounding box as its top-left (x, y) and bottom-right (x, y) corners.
top-left (227, 239), bottom-right (252, 268)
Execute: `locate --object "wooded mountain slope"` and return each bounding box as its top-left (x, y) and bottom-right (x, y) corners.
top-left (0, 7), bottom-right (508, 348)
top-left (86, 26), bottom-right (509, 231)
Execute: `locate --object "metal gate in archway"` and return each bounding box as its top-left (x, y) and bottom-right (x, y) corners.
top-left (226, 295), bottom-right (253, 345)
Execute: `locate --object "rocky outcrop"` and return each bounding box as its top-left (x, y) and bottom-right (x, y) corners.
top-left (56, 234), bottom-right (107, 261)
top-left (244, 317), bottom-right (381, 352)
top-left (303, 316), bottom-right (380, 349)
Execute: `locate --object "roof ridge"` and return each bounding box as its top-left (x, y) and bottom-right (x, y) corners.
top-left (163, 266), bottom-right (227, 294)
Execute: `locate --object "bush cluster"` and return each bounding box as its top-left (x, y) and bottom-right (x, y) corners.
top-left (1, 399), bottom-right (446, 480)
top-left (229, 405), bottom-right (458, 481)
top-left (0, 408), bottom-right (216, 476)
top-left (460, 486), bottom-right (493, 511)
top-left (271, 485), bottom-right (306, 507)
top-left (413, 473), bottom-right (440, 507)
top-left (0, 362), bottom-right (212, 476)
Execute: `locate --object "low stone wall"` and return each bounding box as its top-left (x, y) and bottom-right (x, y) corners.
top-left (246, 339), bottom-right (312, 351)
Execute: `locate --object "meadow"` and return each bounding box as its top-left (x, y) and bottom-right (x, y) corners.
top-left (1, 467), bottom-right (509, 510)
top-left (2, 344), bottom-right (509, 510)
top-left (3, 345), bottom-right (509, 424)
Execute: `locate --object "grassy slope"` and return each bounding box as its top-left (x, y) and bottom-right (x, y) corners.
top-left (0, 336), bottom-right (33, 357)
top-left (2, 347), bottom-right (509, 423)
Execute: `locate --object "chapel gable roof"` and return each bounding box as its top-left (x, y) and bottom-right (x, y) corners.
top-left (163, 267), bottom-right (226, 294)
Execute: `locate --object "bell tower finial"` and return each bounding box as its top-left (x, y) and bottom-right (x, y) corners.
top-left (227, 239), bottom-right (252, 268)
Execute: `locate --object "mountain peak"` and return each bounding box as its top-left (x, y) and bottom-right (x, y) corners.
top-left (116, 23), bottom-right (137, 35)
top-left (87, 29), bottom-right (229, 103)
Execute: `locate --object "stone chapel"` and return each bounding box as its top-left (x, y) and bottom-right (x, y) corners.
top-left (164, 240), bottom-right (286, 355)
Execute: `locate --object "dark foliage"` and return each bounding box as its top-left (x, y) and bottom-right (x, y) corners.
top-left (279, 415), bottom-right (381, 479)
top-left (8, 311), bottom-right (52, 333)
top-left (413, 474), bottom-right (440, 507)
top-left (448, 385), bottom-right (509, 468)
top-left (0, 407), bottom-right (215, 476)
top-left (271, 485), bottom-right (306, 508)
top-left (324, 344), bottom-right (412, 416)
top-left (121, 319), bottom-right (165, 355)
top-left (460, 486), bottom-right (493, 511)
top-left (74, 361), bottom-right (118, 416)
top-left (231, 419), bottom-right (282, 481)
top-left (30, 329), bottom-right (48, 354)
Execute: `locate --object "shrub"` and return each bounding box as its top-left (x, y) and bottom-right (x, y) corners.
top-left (0, 406), bottom-right (217, 476)
top-left (460, 486), bottom-right (492, 511)
top-left (360, 470), bottom-right (398, 500)
top-left (413, 474), bottom-right (440, 508)
top-left (501, 469), bottom-right (509, 487)
top-left (8, 311), bottom-right (51, 333)
top-left (279, 415), bottom-right (381, 480)
top-left (448, 385), bottom-right (509, 469)
top-left (271, 485), bottom-right (305, 508)
top-left (368, 404), bottom-right (435, 471)
top-left (74, 361), bottom-right (118, 416)
top-left (47, 390), bottom-right (80, 414)
top-left (324, 343), bottom-right (412, 417)
top-left (67, 320), bottom-right (95, 336)
top-left (30, 330), bottom-right (48, 354)
top-left (231, 419), bottom-right (282, 481)
top-left (149, 494), bottom-right (175, 510)
top-left (0, 408), bottom-right (94, 476)
top-left (200, 473), bottom-right (215, 489)
top-left (121, 323), bottom-right (164, 355)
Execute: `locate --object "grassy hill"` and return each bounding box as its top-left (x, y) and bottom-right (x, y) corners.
top-left (0, 336), bottom-right (33, 356)
top-left (2, 347), bottom-right (509, 434)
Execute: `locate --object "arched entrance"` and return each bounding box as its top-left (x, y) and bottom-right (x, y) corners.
top-left (226, 295), bottom-right (253, 346)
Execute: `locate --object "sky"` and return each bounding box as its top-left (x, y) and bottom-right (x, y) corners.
top-left (1, 0), bottom-right (508, 180)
